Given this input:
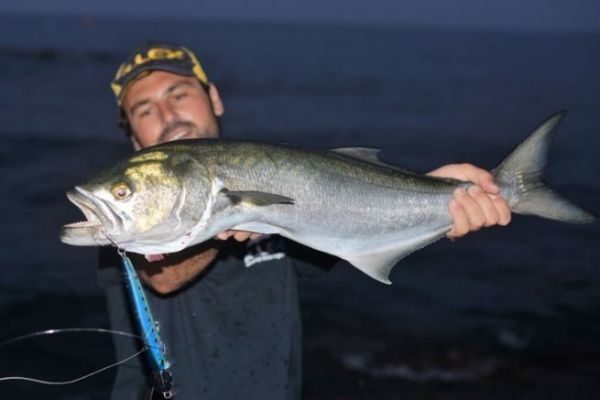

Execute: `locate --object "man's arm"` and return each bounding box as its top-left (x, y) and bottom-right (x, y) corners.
top-left (427, 163), bottom-right (512, 238)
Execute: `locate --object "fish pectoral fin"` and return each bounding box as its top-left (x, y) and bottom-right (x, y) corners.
top-left (220, 189), bottom-right (294, 207)
top-left (341, 226), bottom-right (450, 284)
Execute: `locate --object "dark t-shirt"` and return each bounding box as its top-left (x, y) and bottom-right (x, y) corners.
top-left (98, 237), bottom-right (333, 400)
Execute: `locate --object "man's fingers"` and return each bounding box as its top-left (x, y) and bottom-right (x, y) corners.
top-left (459, 164), bottom-right (500, 194)
top-left (491, 195), bottom-right (512, 226)
top-left (249, 233), bottom-right (263, 241)
top-left (427, 164), bottom-right (500, 194)
top-left (216, 230), bottom-right (264, 242)
top-left (454, 188), bottom-right (486, 230)
top-left (477, 173), bottom-right (500, 194)
top-left (234, 232), bottom-right (264, 241)
top-left (447, 200), bottom-right (470, 238)
top-left (429, 164), bottom-right (511, 239)
top-left (216, 232), bottom-right (232, 240)
top-left (232, 231), bottom-right (252, 241)
top-left (468, 186), bottom-right (500, 227)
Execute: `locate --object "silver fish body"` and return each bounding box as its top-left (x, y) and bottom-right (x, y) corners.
top-left (61, 113), bottom-right (595, 284)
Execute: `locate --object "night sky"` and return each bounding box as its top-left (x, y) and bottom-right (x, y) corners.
top-left (0, 0), bottom-right (598, 32)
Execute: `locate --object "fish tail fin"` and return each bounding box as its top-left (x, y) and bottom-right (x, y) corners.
top-left (493, 111), bottom-right (595, 224)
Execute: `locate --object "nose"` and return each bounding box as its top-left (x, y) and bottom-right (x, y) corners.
top-left (157, 101), bottom-right (177, 125)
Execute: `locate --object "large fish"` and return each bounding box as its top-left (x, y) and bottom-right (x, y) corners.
top-left (61, 113), bottom-right (595, 284)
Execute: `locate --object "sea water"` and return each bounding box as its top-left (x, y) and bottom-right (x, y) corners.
top-left (0, 15), bottom-right (598, 399)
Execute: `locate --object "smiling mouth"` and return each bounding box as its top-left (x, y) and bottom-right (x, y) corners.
top-left (160, 121), bottom-right (199, 143)
top-left (167, 129), bottom-right (191, 141)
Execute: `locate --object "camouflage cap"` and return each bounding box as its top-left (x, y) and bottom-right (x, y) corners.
top-left (111, 43), bottom-right (208, 105)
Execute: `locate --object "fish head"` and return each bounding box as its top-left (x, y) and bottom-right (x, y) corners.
top-left (61, 148), bottom-right (211, 253)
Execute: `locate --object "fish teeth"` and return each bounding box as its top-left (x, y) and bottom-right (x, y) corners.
top-left (64, 220), bottom-right (103, 228)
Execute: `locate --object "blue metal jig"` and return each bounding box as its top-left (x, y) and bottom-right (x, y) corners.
top-left (119, 250), bottom-right (174, 398)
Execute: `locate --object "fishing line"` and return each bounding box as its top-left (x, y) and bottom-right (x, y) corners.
top-left (1, 236), bottom-right (174, 398)
top-left (0, 327), bottom-right (142, 347)
top-left (0, 327), bottom-right (148, 385)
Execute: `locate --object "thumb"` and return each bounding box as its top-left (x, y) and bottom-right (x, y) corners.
top-left (477, 173), bottom-right (500, 194)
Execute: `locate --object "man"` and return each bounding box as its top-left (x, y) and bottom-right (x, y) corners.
top-left (99, 43), bottom-right (510, 400)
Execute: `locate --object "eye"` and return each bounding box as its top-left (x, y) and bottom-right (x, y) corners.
top-left (111, 183), bottom-right (132, 200)
top-left (138, 107), bottom-right (153, 118)
top-left (173, 91), bottom-right (188, 101)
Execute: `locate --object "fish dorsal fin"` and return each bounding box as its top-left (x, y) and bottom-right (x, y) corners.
top-left (340, 225), bottom-right (450, 284)
top-left (330, 147), bottom-right (414, 173)
top-left (220, 189), bottom-right (294, 207)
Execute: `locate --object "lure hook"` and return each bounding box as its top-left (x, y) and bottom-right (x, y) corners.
top-left (106, 235), bottom-right (127, 258)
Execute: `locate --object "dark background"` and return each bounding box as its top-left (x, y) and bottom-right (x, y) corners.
top-left (0, 4), bottom-right (599, 399)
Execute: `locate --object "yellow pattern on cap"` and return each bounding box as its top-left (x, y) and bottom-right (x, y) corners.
top-left (111, 45), bottom-right (209, 105)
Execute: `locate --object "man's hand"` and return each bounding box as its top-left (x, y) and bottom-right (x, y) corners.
top-left (216, 230), bottom-right (263, 242)
top-left (427, 163), bottom-right (511, 239)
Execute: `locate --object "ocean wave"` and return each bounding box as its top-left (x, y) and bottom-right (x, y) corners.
top-left (339, 351), bottom-right (499, 382)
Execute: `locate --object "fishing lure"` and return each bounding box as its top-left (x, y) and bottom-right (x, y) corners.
top-left (0, 250), bottom-right (172, 399)
top-left (119, 249), bottom-right (174, 399)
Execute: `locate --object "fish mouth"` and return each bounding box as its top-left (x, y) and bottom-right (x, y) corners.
top-left (60, 187), bottom-right (124, 246)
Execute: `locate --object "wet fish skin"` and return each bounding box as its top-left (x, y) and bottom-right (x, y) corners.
top-left (61, 112), bottom-right (595, 283)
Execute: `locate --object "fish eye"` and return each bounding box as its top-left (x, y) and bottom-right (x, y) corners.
top-left (111, 183), bottom-right (132, 200)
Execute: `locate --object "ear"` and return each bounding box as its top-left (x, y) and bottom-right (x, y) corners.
top-left (208, 83), bottom-right (225, 117)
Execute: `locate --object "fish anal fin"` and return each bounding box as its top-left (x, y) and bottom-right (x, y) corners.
top-left (341, 226), bottom-right (450, 284)
top-left (343, 252), bottom-right (396, 285)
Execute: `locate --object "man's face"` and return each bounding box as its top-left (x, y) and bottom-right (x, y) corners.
top-left (122, 70), bottom-right (224, 150)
